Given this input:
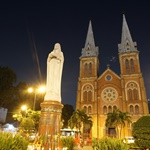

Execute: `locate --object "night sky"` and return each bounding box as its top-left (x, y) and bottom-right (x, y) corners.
top-left (0, 1), bottom-right (150, 108)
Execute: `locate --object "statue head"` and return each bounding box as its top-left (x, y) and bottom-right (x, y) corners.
top-left (54, 43), bottom-right (61, 52)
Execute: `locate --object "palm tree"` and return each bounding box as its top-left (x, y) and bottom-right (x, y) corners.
top-left (119, 111), bottom-right (132, 138)
top-left (68, 109), bottom-right (85, 132)
top-left (105, 109), bottom-right (132, 139)
top-left (68, 109), bottom-right (93, 138)
top-left (75, 109), bottom-right (87, 132)
top-left (68, 111), bottom-right (78, 129)
top-left (82, 115), bottom-right (93, 139)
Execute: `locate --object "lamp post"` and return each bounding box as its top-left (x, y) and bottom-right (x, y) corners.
top-left (28, 86), bottom-right (46, 110)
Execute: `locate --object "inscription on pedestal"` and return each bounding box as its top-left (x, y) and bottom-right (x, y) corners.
top-left (41, 107), bottom-right (62, 113)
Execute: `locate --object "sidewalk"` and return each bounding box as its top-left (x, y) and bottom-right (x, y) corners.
top-left (28, 144), bottom-right (93, 150)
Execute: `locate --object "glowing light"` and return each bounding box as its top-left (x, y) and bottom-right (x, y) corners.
top-left (28, 85), bottom-right (46, 110)
top-left (21, 105), bottom-right (27, 111)
top-left (38, 86), bottom-right (46, 93)
top-left (28, 87), bottom-right (33, 93)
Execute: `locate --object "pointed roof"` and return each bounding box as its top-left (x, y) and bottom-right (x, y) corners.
top-left (84, 20), bottom-right (95, 48)
top-left (80, 20), bottom-right (99, 58)
top-left (118, 14), bottom-right (137, 53)
top-left (98, 66), bottom-right (121, 81)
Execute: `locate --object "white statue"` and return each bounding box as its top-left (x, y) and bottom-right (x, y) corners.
top-left (44, 43), bottom-right (64, 102)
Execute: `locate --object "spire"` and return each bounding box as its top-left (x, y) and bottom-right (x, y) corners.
top-left (80, 20), bottom-right (99, 58)
top-left (118, 14), bottom-right (137, 53)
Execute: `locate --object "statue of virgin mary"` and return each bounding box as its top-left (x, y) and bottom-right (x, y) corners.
top-left (44, 43), bottom-right (64, 102)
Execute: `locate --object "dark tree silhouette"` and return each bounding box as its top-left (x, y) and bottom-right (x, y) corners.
top-left (61, 104), bottom-right (74, 128)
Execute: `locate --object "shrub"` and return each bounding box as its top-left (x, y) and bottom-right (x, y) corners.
top-left (132, 115), bottom-right (150, 149)
top-left (0, 132), bottom-right (29, 150)
top-left (92, 137), bottom-right (128, 150)
top-left (61, 136), bottom-right (76, 150)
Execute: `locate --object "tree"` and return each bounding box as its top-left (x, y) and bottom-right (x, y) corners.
top-left (61, 104), bottom-right (74, 128)
top-left (13, 109), bottom-right (41, 131)
top-left (26, 109), bottom-right (41, 131)
top-left (68, 111), bottom-right (78, 129)
top-left (15, 82), bottom-right (42, 110)
top-left (14, 82), bottom-right (32, 108)
top-left (0, 66), bottom-right (18, 122)
top-left (68, 109), bottom-right (93, 138)
top-left (82, 115), bottom-right (93, 138)
top-left (68, 109), bottom-right (85, 132)
top-left (0, 66), bottom-right (43, 123)
top-left (20, 118), bottom-right (35, 131)
top-left (105, 109), bottom-right (132, 139)
top-left (132, 115), bottom-right (150, 150)
top-left (6, 81), bottom-right (32, 122)
top-left (0, 66), bottom-right (16, 108)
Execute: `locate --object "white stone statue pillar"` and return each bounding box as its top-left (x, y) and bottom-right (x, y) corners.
top-left (44, 43), bottom-right (64, 102)
top-left (38, 43), bottom-right (64, 150)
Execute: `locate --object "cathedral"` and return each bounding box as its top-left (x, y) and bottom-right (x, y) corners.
top-left (76, 14), bottom-right (149, 139)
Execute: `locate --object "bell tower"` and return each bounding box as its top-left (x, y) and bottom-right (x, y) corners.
top-left (76, 20), bottom-right (99, 137)
top-left (118, 15), bottom-right (149, 125)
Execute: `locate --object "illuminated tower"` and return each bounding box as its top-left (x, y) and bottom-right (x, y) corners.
top-left (118, 14), bottom-right (149, 135)
top-left (76, 15), bottom-right (149, 139)
top-left (76, 20), bottom-right (99, 137)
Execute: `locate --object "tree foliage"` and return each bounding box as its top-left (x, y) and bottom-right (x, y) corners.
top-left (0, 131), bottom-right (28, 150)
top-left (82, 114), bottom-right (93, 137)
top-left (0, 66), bottom-right (43, 122)
top-left (13, 109), bottom-right (41, 131)
top-left (92, 137), bottom-right (128, 150)
top-left (0, 66), bottom-right (16, 89)
top-left (61, 104), bottom-right (74, 128)
top-left (68, 109), bottom-right (93, 136)
top-left (105, 109), bottom-right (132, 138)
top-left (0, 66), bottom-right (16, 108)
top-left (61, 136), bottom-right (76, 150)
top-left (132, 115), bottom-right (150, 149)
top-left (20, 118), bottom-right (35, 131)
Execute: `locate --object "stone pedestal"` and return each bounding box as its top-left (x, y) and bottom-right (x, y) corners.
top-left (38, 100), bottom-right (63, 150)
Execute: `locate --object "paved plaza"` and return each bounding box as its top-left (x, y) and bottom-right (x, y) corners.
top-left (73, 145), bottom-right (92, 150)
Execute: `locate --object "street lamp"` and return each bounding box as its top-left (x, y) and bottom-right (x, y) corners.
top-left (21, 105), bottom-right (27, 117)
top-left (21, 105), bottom-right (27, 111)
top-left (28, 85), bottom-right (46, 110)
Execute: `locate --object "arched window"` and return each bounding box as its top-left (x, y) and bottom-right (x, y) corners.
top-left (108, 106), bottom-right (112, 113)
top-left (103, 106), bottom-right (107, 114)
top-left (133, 89), bottom-right (138, 100)
top-left (88, 91), bottom-right (92, 102)
top-left (135, 105), bottom-right (139, 114)
top-left (83, 85), bottom-right (93, 102)
top-left (130, 105), bottom-right (134, 114)
top-left (83, 91), bottom-right (87, 102)
top-left (88, 106), bottom-right (92, 114)
top-left (84, 63), bottom-right (88, 76)
top-left (125, 59), bottom-right (129, 73)
top-left (113, 105), bottom-right (117, 110)
top-left (83, 106), bottom-right (87, 113)
top-left (89, 62), bottom-right (92, 75)
top-left (130, 59), bottom-right (135, 73)
top-left (127, 82), bottom-right (139, 101)
top-left (128, 89), bottom-right (132, 100)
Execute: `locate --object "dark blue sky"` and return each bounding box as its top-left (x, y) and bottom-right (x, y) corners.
top-left (0, 1), bottom-right (150, 108)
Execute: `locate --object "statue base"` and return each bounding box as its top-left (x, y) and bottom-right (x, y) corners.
top-left (38, 100), bottom-right (63, 150)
